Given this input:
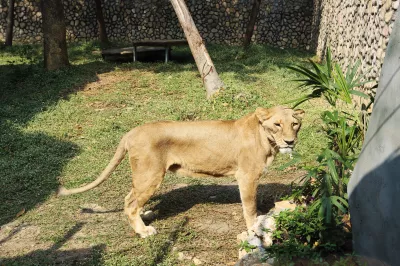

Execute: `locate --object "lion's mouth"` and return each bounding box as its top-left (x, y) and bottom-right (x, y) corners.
top-left (279, 147), bottom-right (293, 154)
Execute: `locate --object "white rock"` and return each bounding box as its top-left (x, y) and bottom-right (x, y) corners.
top-left (274, 200), bottom-right (296, 212)
top-left (193, 257), bottom-right (203, 265)
top-left (178, 252), bottom-right (185, 261)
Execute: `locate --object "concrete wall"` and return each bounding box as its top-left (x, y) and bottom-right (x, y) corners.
top-left (348, 9), bottom-right (400, 265)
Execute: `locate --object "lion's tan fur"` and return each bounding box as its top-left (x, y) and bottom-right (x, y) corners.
top-left (58, 106), bottom-right (304, 238)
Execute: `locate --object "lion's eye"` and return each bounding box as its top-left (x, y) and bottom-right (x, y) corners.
top-left (274, 123), bottom-right (281, 127)
top-left (292, 123), bottom-right (299, 127)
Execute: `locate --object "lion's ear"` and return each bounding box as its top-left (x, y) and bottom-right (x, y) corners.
top-left (293, 109), bottom-right (305, 120)
top-left (256, 107), bottom-right (272, 123)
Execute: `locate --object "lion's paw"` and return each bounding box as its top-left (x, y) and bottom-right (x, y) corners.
top-left (139, 226), bottom-right (157, 238)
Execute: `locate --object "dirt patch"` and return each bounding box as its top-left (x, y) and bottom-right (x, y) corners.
top-left (81, 69), bottom-right (158, 96)
top-left (0, 222), bottom-right (51, 257)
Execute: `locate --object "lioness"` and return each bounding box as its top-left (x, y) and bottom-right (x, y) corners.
top-left (58, 106), bottom-right (304, 238)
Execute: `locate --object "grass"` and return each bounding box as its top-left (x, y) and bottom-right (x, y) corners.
top-left (0, 42), bottom-right (329, 265)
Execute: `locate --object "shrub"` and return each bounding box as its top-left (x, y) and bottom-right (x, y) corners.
top-left (264, 207), bottom-right (350, 263)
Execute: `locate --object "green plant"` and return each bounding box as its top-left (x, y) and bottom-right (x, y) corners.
top-left (264, 207), bottom-right (349, 263)
top-left (286, 47), bottom-right (374, 224)
top-left (239, 240), bottom-right (257, 253)
top-left (287, 47), bottom-right (369, 107)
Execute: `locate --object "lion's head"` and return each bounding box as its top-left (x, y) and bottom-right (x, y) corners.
top-left (256, 106), bottom-right (305, 154)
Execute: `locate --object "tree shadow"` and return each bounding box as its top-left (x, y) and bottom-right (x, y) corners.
top-left (0, 222), bottom-right (105, 265)
top-left (0, 126), bottom-right (79, 226)
top-left (0, 54), bottom-right (121, 226)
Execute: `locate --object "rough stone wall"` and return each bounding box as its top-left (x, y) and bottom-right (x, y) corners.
top-left (64, 0), bottom-right (98, 41)
top-left (0, 0), bottom-right (314, 49)
top-left (0, 0), bottom-right (42, 43)
top-left (255, 0), bottom-right (313, 49)
top-left (315, 0), bottom-right (398, 82)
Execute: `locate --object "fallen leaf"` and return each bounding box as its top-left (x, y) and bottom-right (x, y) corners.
top-left (16, 208), bottom-right (25, 218)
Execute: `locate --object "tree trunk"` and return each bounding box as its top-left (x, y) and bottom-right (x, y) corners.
top-left (94, 0), bottom-right (109, 47)
top-left (243, 0), bottom-right (261, 48)
top-left (170, 0), bottom-right (224, 98)
top-left (5, 0), bottom-right (15, 46)
top-left (41, 0), bottom-right (69, 71)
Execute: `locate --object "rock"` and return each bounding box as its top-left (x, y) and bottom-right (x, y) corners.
top-left (385, 10), bottom-right (393, 22)
top-left (383, 25), bottom-right (389, 37)
top-left (274, 200), bottom-right (296, 212)
top-left (178, 252), bottom-right (185, 261)
top-left (193, 257), bottom-right (203, 265)
top-left (235, 251), bottom-right (271, 266)
top-left (377, 48), bottom-right (383, 59)
top-left (178, 252), bottom-right (193, 261)
top-left (141, 210), bottom-right (156, 221)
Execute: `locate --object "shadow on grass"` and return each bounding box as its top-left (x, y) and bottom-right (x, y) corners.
top-left (80, 183), bottom-right (291, 222)
top-left (151, 183), bottom-right (291, 220)
top-left (0, 50), bottom-right (120, 226)
top-left (96, 43), bottom-right (313, 83)
top-left (0, 222), bottom-right (105, 266)
top-left (0, 125), bottom-right (79, 226)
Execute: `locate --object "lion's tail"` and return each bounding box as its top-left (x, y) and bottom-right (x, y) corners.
top-left (57, 138), bottom-right (127, 196)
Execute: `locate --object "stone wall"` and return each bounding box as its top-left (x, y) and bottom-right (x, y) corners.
top-left (0, 0), bottom-right (314, 49)
top-left (0, 0), bottom-right (42, 43)
top-left (1, 0), bottom-right (398, 82)
top-left (314, 0), bottom-right (398, 82)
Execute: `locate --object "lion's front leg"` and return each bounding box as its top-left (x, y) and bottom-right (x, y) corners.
top-left (236, 171), bottom-right (260, 230)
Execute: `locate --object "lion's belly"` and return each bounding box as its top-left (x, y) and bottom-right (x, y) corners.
top-left (172, 166), bottom-right (237, 178)
top-left (166, 152), bottom-right (238, 178)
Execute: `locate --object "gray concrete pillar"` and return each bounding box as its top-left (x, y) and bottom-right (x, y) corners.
top-left (348, 10), bottom-right (400, 266)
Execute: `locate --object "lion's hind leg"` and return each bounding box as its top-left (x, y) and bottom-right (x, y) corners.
top-left (124, 157), bottom-right (165, 238)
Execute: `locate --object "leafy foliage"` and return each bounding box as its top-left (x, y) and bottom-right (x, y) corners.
top-left (264, 47), bottom-right (374, 263)
top-left (287, 47), bottom-right (369, 107)
top-left (239, 240), bottom-right (257, 253)
top-left (285, 47), bottom-right (374, 224)
top-left (264, 207), bottom-right (350, 263)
